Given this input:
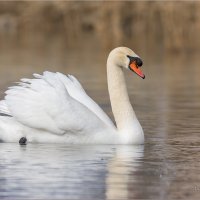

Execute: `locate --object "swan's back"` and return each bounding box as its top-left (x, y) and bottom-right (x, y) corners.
top-left (0, 72), bottom-right (115, 140)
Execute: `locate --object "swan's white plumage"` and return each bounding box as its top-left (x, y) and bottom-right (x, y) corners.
top-left (0, 47), bottom-right (144, 144)
top-left (0, 100), bottom-right (11, 116)
top-left (4, 71), bottom-right (113, 136)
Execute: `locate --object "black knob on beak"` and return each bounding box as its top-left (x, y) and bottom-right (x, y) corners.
top-left (136, 58), bottom-right (143, 67)
top-left (127, 55), bottom-right (143, 67)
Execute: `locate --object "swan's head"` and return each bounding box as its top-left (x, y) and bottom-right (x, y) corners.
top-left (108, 47), bottom-right (145, 79)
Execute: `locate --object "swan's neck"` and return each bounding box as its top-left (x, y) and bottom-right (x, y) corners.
top-left (107, 61), bottom-right (137, 132)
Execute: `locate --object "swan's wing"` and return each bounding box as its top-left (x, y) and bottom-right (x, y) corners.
top-left (4, 71), bottom-right (110, 135)
top-left (0, 100), bottom-right (12, 116)
top-left (55, 72), bottom-right (114, 128)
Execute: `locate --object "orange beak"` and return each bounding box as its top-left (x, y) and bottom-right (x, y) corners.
top-left (129, 61), bottom-right (145, 79)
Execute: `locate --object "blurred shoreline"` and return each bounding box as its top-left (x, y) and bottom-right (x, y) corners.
top-left (0, 1), bottom-right (200, 55)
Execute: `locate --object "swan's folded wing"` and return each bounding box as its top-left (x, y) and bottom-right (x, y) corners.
top-left (4, 71), bottom-right (109, 135)
top-left (56, 72), bottom-right (114, 128)
top-left (0, 100), bottom-right (11, 116)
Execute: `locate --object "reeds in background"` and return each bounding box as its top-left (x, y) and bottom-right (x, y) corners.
top-left (0, 1), bottom-right (199, 54)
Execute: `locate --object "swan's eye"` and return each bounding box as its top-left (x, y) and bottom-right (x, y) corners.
top-left (127, 55), bottom-right (143, 67)
top-left (135, 58), bottom-right (143, 67)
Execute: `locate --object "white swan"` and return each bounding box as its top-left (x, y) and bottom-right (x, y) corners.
top-left (0, 47), bottom-right (145, 144)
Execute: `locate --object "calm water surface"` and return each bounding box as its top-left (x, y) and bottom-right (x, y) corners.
top-left (0, 45), bottom-right (200, 199)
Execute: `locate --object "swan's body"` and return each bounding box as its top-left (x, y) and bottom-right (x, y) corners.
top-left (0, 47), bottom-right (145, 144)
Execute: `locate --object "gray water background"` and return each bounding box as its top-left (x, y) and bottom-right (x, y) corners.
top-left (0, 44), bottom-right (199, 199)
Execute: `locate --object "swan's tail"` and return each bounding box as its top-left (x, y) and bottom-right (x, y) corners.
top-left (0, 116), bottom-right (23, 142)
top-left (0, 100), bottom-right (20, 142)
top-left (0, 100), bottom-right (12, 116)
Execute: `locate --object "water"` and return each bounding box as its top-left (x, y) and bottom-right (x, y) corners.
top-left (0, 45), bottom-right (200, 199)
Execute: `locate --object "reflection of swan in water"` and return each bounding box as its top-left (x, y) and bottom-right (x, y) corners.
top-left (0, 144), bottom-right (144, 199)
top-left (106, 145), bottom-right (144, 200)
top-left (0, 47), bottom-right (145, 144)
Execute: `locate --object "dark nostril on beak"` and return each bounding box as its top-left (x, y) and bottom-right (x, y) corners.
top-left (136, 58), bottom-right (143, 67)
